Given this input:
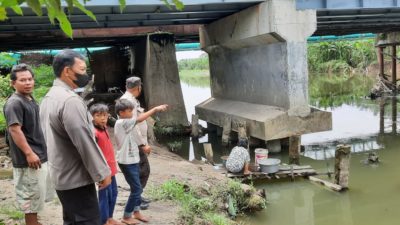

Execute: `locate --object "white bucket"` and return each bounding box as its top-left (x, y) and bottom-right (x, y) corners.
top-left (254, 148), bottom-right (268, 166)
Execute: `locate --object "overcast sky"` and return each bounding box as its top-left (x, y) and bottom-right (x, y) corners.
top-left (176, 50), bottom-right (206, 61)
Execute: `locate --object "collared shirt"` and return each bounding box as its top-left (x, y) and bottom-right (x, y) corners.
top-left (120, 91), bottom-right (148, 145)
top-left (114, 117), bottom-right (140, 165)
top-left (40, 78), bottom-right (110, 191)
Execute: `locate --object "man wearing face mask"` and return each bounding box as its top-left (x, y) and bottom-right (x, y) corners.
top-left (40, 49), bottom-right (111, 225)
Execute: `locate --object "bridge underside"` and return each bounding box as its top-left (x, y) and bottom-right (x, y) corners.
top-left (2, 0), bottom-right (400, 50)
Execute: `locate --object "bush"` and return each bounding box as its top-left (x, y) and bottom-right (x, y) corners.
top-left (308, 39), bottom-right (376, 74)
top-left (0, 53), bottom-right (19, 69)
top-left (32, 64), bottom-right (54, 87)
top-left (178, 56), bottom-right (209, 71)
top-left (0, 74), bottom-right (13, 98)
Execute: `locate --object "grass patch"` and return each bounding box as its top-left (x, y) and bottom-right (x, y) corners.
top-left (166, 141), bottom-right (183, 152)
top-left (154, 124), bottom-right (189, 136)
top-left (148, 179), bottom-right (266, 225)
top-left (0, 206), bottom-right (24, 220)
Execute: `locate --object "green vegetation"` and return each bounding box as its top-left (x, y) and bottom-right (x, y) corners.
top-left (0, 206), bottom-right (24, 221)
top-left (154, 124), bottom-right (189, 136)
top-left (0, 64), bottom-right (53, 133)
top-left (0, 53), bottom-right (18, 70)
top-left (178, 56), bottom-right (209, 70)
top-left (309, 73), bottom-right (375, 108)
top-left (148, 179), bottom-right (266, 225)
top-left (308, 39), bottom-right (377, 74)
top-left (179, 70), bottom-right (210, 87)
top-left (166, 141), bottom-right (183, 152)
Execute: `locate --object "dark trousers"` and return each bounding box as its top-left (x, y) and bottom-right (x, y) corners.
top-left (56, 183), bottom-right (101, 225)
top-left (139, 149), bottom-right (150, 189)
top-left (98, 176), bottom-right (118, 224)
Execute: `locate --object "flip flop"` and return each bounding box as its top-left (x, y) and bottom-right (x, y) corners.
top-left (121, 218), bottom-right (140, 225)
top-left (134, 215), bottom-right (149, 223)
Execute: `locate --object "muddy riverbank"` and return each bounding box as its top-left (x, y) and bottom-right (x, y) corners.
top-left (0, 143), bottom-right (237, 225)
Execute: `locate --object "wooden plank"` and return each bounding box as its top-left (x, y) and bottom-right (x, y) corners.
top-left (226, 169), bottom-right (316, 179)
top-left (308, 176), bottom-right (343, 192)
top-left (279, 165), bottom-right (312, 171)
top-left (276, 169), bottom-right (316, 175)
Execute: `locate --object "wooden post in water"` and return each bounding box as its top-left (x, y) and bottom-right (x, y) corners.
top-left (392, 97), bottom-right (397, 134)
top-left (379, 47), bottom-right (385, 76)
top-left (334, 145), bottom-right (351, 189)
top-left (221, 117), bottom-right (232, 146)
top-left (203, 143), bottom-right (214, 165)
top-left (191, 114), bottom-right (199, 138)
top-left (379, 98), bottom-right (385, 134)
top-left (289, 136), bottom-right (301, 165)
top-left (392, 45), bottom-right (397, 92)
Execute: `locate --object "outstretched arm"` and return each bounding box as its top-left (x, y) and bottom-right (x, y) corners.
top-left (137, 104), bottom-right (168, 123)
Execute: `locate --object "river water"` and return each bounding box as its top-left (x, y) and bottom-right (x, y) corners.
top-left (163, 72), bottom-right (400, 225)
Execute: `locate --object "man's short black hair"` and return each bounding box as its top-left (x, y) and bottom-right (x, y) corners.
top-left (89, 103), bottom-right (109, 115)
top-left (10, 63), bottom-right (34, 81)
top-left (115, 99), bottom-right (134, 116)
top-left (52, 49), bottom-right (85, 78)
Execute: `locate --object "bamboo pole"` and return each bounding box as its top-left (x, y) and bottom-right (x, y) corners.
top-left (334, 145), bottom-right (351, 189)
top-left (221, 117), bottom-right (231, 146)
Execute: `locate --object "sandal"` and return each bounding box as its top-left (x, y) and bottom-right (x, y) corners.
top-left (121, 218), bottom-right (140, 225)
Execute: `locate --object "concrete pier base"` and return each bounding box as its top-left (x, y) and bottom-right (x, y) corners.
top-left (196, 98), bottom-right (331, 141)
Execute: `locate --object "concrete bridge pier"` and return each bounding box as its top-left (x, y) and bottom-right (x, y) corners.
top-left (196, 0), bottom-right (332, 156)
top-left (131, 33), bottom-right (189, 127)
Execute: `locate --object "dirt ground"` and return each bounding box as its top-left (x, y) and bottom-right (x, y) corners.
top-left (0, 143), bottom-right (228, 225)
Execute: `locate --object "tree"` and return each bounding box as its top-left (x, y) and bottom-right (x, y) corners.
top-left (0, 0), bottom-right (184, 38)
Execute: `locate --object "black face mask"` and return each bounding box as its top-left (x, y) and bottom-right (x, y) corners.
top-left (73, 72), bottom-right (90, 88)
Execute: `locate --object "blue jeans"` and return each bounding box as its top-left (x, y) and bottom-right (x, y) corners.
top-left (98, 176), bottom-right (118, 224)
top-left (118, 163), bottom-right (142, 218)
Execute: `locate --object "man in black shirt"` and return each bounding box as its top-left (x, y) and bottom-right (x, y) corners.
top-left (4, 63), bottom-right (49, 225)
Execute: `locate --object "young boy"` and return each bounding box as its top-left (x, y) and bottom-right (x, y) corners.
top-left (114, 99), bottom-right (167, 224)
top-left (90, 103), bottom-right (121, 225)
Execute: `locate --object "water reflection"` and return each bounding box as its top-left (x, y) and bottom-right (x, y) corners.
top-left (166, 72), bottom-right (400, 225)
